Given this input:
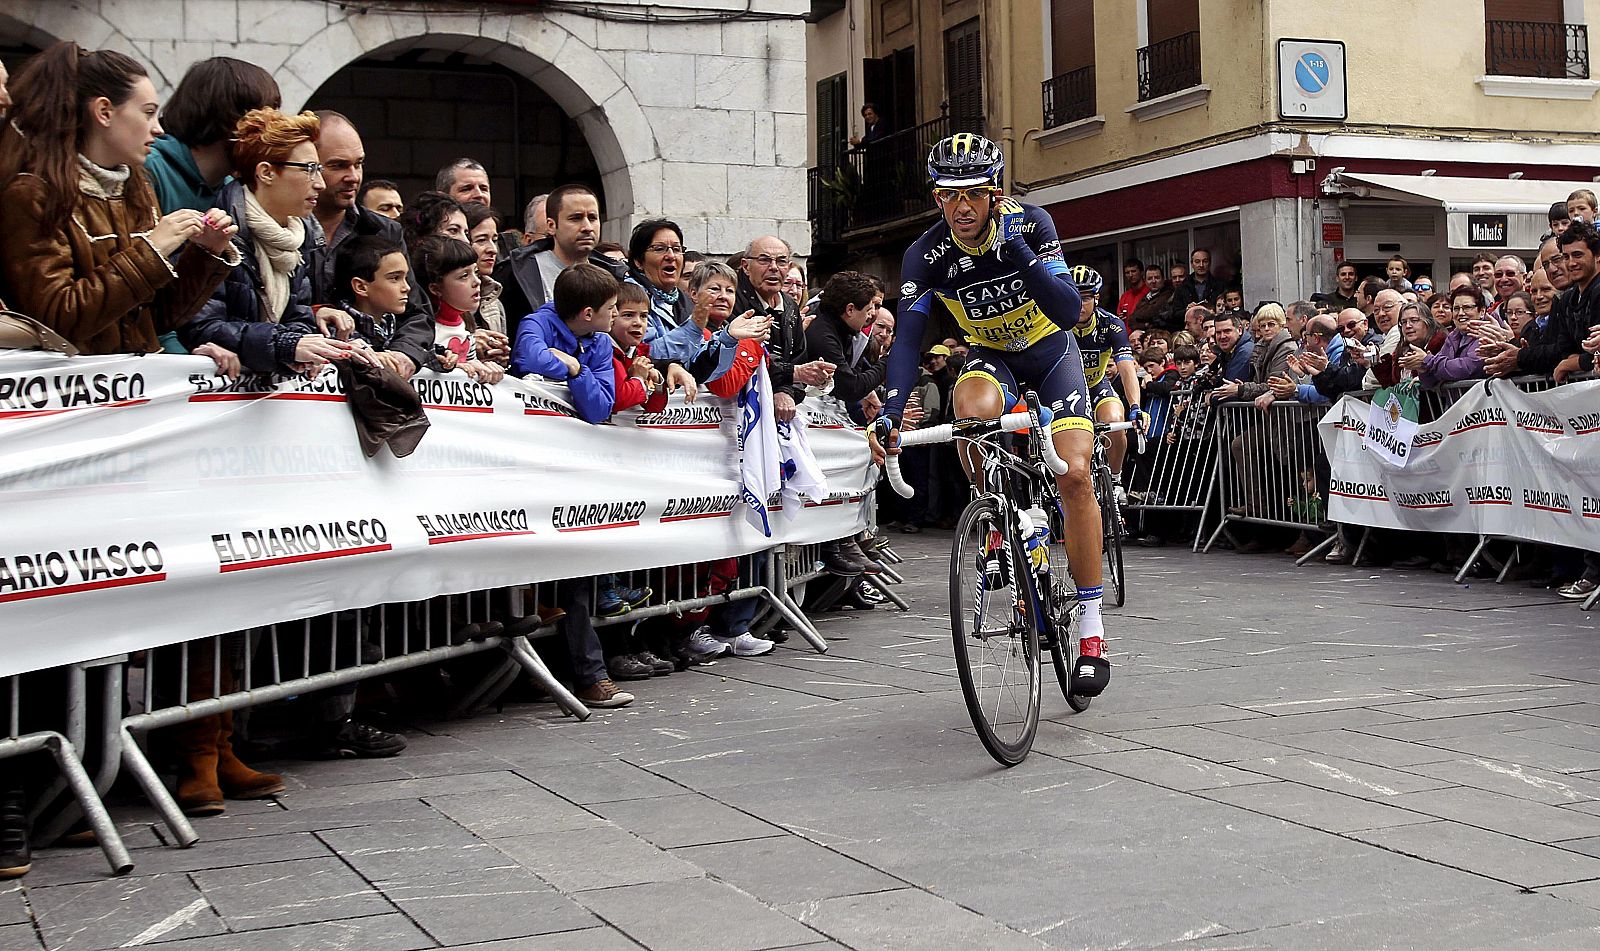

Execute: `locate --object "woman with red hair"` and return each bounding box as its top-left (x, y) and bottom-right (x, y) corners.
top-left (178, 108), bottom-right (368, 374)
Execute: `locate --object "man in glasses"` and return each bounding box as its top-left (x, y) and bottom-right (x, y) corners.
top-left (869, 133), bottom-right (1113, 699)
top-left (1488, 255), bottom-right (1527, 320)
top-left (735, 235), bottom-right (835, 422)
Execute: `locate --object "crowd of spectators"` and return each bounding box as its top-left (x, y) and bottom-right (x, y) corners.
top-left (0, 43), bottom-right (908, 879)
top-left (1108, 197), bottom-right (1600, 598)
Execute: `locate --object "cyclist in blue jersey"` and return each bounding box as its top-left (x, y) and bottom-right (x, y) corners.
top-left (1066, 265), bottom-right (1147, 503)
top-left (869, 133), bottom-right (1111, 697)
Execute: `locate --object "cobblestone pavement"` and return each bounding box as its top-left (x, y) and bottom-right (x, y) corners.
top-left (8, 534), bottom-right (1600, 950)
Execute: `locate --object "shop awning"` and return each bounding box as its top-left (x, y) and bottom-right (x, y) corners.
top-left (1322, 171), bottom-right (1593, 215)
top-left (1323, 171), bottom-right (1597, 251)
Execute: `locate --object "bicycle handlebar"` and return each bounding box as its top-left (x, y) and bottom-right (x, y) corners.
top-left (885, 412), bottom-right (1037, 498)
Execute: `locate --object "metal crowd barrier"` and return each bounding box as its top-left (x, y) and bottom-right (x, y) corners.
top-left (2, 669), bottom-right (132, 875)
top-left (1202, 397), bottom-right (1327, 551)
top-left (9, 531), bottom-right (895, 875)
top-left (1124, 383), bottom-right (1221, 550)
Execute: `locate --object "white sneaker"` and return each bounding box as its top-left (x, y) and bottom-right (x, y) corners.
top-left (716, 632), bottom-right (776, 657)
top-left (682, 626), bottom-right (730, 660)
top-left (1113, 482), bottom-right (1128, 507)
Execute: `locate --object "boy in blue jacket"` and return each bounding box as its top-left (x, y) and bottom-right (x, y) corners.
top-left (512, 263), bottom-right (620, 423)
top-left (509, 262), bottom-right (642, 706)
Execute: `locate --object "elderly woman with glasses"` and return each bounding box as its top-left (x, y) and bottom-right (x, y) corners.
top-left (1414, 284), bottom-right (1487, 390)
top-left (180, 108), bottom-right (366, 374)
top-left (627, 217), bottom-right (705, 364)
top-left (1374, 302), bottom-right (1446, 387)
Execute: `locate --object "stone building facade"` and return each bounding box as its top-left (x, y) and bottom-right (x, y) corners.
top-left (0, 0), bottom-right (811, 256)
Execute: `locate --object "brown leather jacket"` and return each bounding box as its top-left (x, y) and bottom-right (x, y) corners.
top-left (0, 165), bottom-right (232, 355)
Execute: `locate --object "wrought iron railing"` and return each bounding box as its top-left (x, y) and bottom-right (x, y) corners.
top-left (1486, 20), bottom-right (1589, 79)
top-left (806, 112), bottom-right (984, 241)
top-left (1042, 65), bottom-right (1096, 128)
top-left (1137, 30), bottom-right (1202, 101)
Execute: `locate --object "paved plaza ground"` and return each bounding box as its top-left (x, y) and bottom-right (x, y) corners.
top-left (8, 534), bottom-right (1600, 950)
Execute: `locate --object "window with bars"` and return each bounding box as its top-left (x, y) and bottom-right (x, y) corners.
top-left (1043, 0), bottom-right (1096, 127)
top-left (944, 18), bottom-right (984, 133)
top-left (1138, 0), bottom-right (1202, 101)
top-left (1484, 0), bottom-right (1589, 78)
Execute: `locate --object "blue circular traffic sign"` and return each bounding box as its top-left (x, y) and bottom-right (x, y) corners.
top-left (1295, 52), bottom-right (1330, 97)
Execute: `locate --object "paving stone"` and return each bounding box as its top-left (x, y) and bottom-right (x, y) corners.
top-left (1387, 786), bottom-right (1600, 843)
top-left (29, 874), bottom-right (222, 950)
top-left (780, 887), bottom-right (1050, 950)
top-left (494, 825), bottom-right (702, 892)
top-left (1358, 710), bottom-right (1558, 742)
top-left (0, 881), bottom-right (30, 925)
top-left (1112, 725), bottom-right (1297, 763)
top-left (592, 793), bottom-right (785, 849)
top-left (673, 835), bottom-right (904, 904)
top-left (318, 819), bottom-right (508, 879)
top-left (1373, 691), bottom-right (1581, 719)
top-left (1273, 729), bottom-right (1459, 768)
top-left (1206, 707), bottom-right (1414, 738)
top-left (530, 760), bottom-right (689, 803)
top-left (1418, 731), bottom-right (1600, 774)
top-left (425, 786), bottom-right (608, 838)
top-left (1351, 821), bottom-right (1600, 888)
top-left (191, 855), bottom-right (391, 931)
top-left (439, 928), bottom-right (646, 951)
top-left (577, 877), bottom-right (822, 951)
top-left (380, 865), bottom-right (598, 945)
top-left (0, 923), bottom-right (41, 949)
top-left (27, 831), bottom-right (334, 887)
top-left (1076, 704), bottom-right (1268, 732)
top-left (1406, 757), bottom-right (1600, 805)
top-left (120, 913), bottom-right (435, 950)
top-left (280, 769), bottom-right (534, 809)
top-left (1197, 781), bottom-right (1435, 834)
top-left (186, 798), bottom-right (441, 841)
top-left (1231, 753), bottom-right (1453, 799)
top-left (1068, 748), bottom-right (1279, 792)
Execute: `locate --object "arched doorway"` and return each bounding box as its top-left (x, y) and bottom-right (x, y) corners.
top-left (289, 29), bottom-right (643, 243)
top-left (306, 47), bottom-right (602, 234)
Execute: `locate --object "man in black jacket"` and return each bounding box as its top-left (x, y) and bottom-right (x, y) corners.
top-left (803, 270), bottom-right (879, 407)
top-left (735, 235), bottom-right (833, 421)
top-left (1484, 219), bottom-right (1600, 382)
top-left (306, 111), bottom-right (435, 381)
top-left (495, 183), bottom-right (628, 342)
top-left (1166, 248), bottom-right (1223, 326)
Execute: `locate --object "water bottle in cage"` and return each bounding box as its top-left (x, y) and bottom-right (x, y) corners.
top-left (1018, 506), bottom-right (1051, 576)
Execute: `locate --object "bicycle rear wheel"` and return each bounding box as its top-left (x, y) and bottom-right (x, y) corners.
top-left (1097, 464), bottom-right (1126, 607)
top-left (949, 495), bottom-right (1041, 767)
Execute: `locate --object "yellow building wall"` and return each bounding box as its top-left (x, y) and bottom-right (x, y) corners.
top-left (1007, 0), bottom-right (1269, 191)
top-left (1009, 0), bottom-right (1600, 191)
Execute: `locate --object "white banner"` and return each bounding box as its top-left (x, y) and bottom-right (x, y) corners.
top-left (1319, 379), bottom-right (1600, 547)
top-left (0, 351), bottom-right (873, 677)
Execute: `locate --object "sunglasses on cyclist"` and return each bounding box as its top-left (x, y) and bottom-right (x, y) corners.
top-left (932, 186), bottom-right (999, 206)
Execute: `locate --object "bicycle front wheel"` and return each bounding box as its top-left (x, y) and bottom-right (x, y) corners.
top-left (949, 495), bottom-right (1041, 767)
top-left (1098, 464), bottom-right (1126, 607)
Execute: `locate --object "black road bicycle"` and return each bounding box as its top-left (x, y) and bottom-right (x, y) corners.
top-left (885, 394), bottom-right (1135, 766)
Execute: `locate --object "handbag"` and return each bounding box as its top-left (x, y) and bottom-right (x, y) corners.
top-left (0, 310), bottom-right (78, 355)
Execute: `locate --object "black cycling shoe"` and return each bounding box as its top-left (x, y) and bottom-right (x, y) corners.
top-left (1069, 656), bottom-right (1112, 697)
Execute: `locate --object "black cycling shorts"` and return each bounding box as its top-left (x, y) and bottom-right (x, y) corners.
top-left (957, 331), bottom-right (1092, 435)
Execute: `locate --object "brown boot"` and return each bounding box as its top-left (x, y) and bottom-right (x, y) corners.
top-left (216, 711), bottom-right (285, 800)
top-left (172, 715), bottom-right (225, 817)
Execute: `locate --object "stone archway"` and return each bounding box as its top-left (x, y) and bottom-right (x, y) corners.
top-left (282, 19), bottom-right (649, 239)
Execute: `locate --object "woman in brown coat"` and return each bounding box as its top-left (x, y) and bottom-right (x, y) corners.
top-left (0, 42), bottom-right (239, 367)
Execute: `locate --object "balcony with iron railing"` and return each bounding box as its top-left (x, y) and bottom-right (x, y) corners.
top-left (1137, 30), bottom-right (1201, 101)
top-left (1486, 20), bottom-right (1589, 79)
top-left (807, 112), bottom-right (984, 243)
top-left (1042, 65), bottom-right (1096, 128)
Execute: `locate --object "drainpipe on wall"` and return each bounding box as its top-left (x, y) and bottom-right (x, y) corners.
top-left (996, 0), bottom-right (1014, 183)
